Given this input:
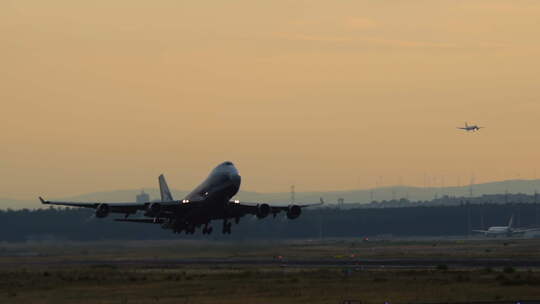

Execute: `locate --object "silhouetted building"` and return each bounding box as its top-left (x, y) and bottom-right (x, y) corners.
top-left (136, 190), bottom-right (150, 203)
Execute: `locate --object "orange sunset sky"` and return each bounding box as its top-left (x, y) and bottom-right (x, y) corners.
top-left (1, 1), bottom-right (540, 199)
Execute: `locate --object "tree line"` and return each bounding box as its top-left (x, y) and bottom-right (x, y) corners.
top-left (0, 203), bottom-right (539, 242)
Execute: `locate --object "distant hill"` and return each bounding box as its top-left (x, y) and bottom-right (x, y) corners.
top-left (2, 179), bottom-right (540, 209)
top-left (0, 197), bottom-right (30, 210)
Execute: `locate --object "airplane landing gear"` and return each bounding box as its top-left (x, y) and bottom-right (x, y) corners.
top-left (186, 224), bottom-right (196, 234)
top-left (203, 224), bottom-right (213, 235)
top-left (222, 220), bottom-right (232, 234)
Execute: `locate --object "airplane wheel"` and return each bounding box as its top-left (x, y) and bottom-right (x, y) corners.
top-left (222, 221), bottom-right (230, 234)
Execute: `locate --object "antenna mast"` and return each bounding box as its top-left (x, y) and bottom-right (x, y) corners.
top-left (469, 175), bottom-right (475, 198)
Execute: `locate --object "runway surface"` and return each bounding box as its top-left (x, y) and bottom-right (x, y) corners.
top-left (5, 258), bottom-right (540, 268)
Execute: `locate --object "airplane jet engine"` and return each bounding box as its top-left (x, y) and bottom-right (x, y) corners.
top-left (286, 205), bottom-right (301, 219)
top-left (256, 203), bottom-right (270, 219)
top-left (145, 203), bottom-right (161, 217)
top-left (95, 203), bottom-right (110, 218)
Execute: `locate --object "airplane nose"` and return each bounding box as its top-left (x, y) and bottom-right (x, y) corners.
top-left (228, 172), bottom-right (241, 184)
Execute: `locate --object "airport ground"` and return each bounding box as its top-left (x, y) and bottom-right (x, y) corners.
top-left (1, 238), bottom-right (540, 303)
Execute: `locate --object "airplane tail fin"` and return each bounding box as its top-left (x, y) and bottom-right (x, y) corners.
top-left (158, 174), bottom-right (174, 202)
top-left (508, 215), bottom-right (514, 228)
top-left (465, 122), bottom-right (468, 128)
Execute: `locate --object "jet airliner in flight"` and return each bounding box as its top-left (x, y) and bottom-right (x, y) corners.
top-left (457, 122), bottom-right (484, 132)
top-left (39, 162), bottom-right (323, 235)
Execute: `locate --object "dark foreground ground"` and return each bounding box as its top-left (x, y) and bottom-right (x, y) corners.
top-left (1, 238), bottom-right (540, 303)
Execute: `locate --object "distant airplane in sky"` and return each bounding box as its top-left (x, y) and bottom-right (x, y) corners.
top-left (472, 215), bottom-right (539, 237)
top-left (457, 122), bottom-right (483, 132)
top-left (39, 161), bottom-right (323, 235)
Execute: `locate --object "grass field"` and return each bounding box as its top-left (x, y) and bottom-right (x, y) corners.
top-left (1, 238), bottom-right (540, 303)
top-left (2, 238), bottom-right (540, 262)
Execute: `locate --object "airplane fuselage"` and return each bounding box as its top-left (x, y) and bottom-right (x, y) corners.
top-left (185, 161), bottom-right (241, 203)
top-left (164, 162), bottom-right (243, 233)
top-left (485, 226), bottom-right (510, 235)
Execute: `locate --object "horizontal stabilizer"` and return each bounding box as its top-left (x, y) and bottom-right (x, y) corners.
top-left (115, 218), bottom-right (164, 224)
top-left (299, 197), bottom-right (325, 208)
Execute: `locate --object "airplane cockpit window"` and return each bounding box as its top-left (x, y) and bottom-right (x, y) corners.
top-left (223, 161), bottom-right (233, 166)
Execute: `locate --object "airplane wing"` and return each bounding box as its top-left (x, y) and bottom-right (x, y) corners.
top-left (38, 196), bottom-right (182, 215)
top-left (472, 230), bottom-right (489, 233)
top-left (226, 198), bottom-right (325, 219)
top-left (39, 196), bottom-right (145, 213)
top-left (39, 175), bottom-right (182, 215)
top-left (512, 227), bottom-right (540, 233)
top-left (114, 218), bottom-right (165, 224)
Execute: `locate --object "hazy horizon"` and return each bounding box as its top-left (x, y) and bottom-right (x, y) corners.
top-left (4, 178), bottom-right (540, 209)
top-left (2, 1), bottom-right (540, 199)
top-left (3, 176), bottom-right (540, 202)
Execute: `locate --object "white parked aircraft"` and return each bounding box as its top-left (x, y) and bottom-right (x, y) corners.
top-left (472, 215), bottom-right (539, 237)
